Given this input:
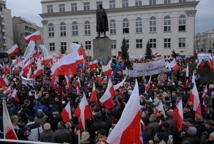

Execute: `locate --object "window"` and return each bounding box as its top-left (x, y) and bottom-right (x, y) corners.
top-left (73, 41), bottom-right (79, 44)
top-left (122, 0), bottom-right (129, 8)
top-left (72, 21), bottom-right (78, 36)
top-left (123, 18), bottom-right (129, 34)
top-left (112, 40), bottom-right (116, 49)
top-left (96, 1), bottom-right (103, 9)
top-left (149, 39), bottom-right (156, 48)
top-left (149, 0), bottom-right (156, 5)
top-left (59, 4), bottom-right (65, 12)
top-left (49, 43), bottom-right (55, 51)
top-left (110, 19), bottom-right (116, 35)
top-left (164, 16), bottom-right (171, 32)
top-left (48, 23), bottom-right (54, 37)
top-left (179, 38), bottom-right (186, 48)
top-left (84, 2), bottom-right (90, 11)
top-left (179, 0), bottom-right (186, 3)
top-left (60, 22), bottom-right (66, 37)
top-left (164, 38), bottom-right (171, 48)
top-left (61, 42), bottom-right (67, 54)
top-left (85, 41), bottom-right (91, 50)
top-left (136, 17), bottom-right (143, 33)
top-left (125, 39), bottom-right (129, 48)
top-left (136, 39), bottom-right (143, 48)
top-left (164, 0), bottom-right (171, 4)
top-left (47, 5), bottom-right (53, 13)
top-left (136, 0), bottom-right (142, 6)
top-left (179, 15), bottom-right (186, 31)
top-left (149, 16), bottom-right (156, 33)
top-left (84, 21), bottom-right (91, 36)
top-left (71, 3), bottom-right (77, 11)
top-left (109, 0), bottom-right (116, 8)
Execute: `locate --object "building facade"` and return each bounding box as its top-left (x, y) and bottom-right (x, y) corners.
top-left (0, 0), bottom-right (13, 51)
top-left (13, 16), bottom-right (41, 52)
top-left (195, 29), bottom-right (214, 52)
top-left (40, 0), bottom-right (199, 59)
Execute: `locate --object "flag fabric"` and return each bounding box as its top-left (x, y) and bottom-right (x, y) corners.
top-left (107, 80), bottom-right (142, 144)
top-left (173, 99), bottom-right (184, 130)
top-left (197, 59), bottom-right (205, 70)
top-left (99, 78), bottom-right (115, 109)
top-left (11, 89), bottom-right (20, 102)
top-left (145, 76), bottom-right (152, 94)
top-left (113, 77), bottom-right (126, 90)
top-left (75, 94), bottom-right (92, 130)
top-left (102, 59), bottom-right (112, 76)
top-left (156, 100), bottom-right (166, 118)
top-left (89, 60), bottom-right (98, 70)
top-left (3, 100), bottom-right (18, 140)
top-left (169, 59), bottom-right (180, 73)
top-left (7, 44), bottom-right (20, 57)
top-left (75, 77), bottom-right (81, 89)
top-left (61, 101), bottom-right (72, 123)
top-left (89, 83), bottom-right (97, 103)
top-left (64, 75), bottom-right (71, 89)
top-left (184, 64), bottom-right (189, 88)
top-left (0, 77), bottom-right (8, 88)
top-left (70, 43), bottom-right (86, 64)
top-left (50, 75), bottom-right (58, 89)
top-left (34, 61), bottom-right (44, 78)
top-left (208, 59), bottom-right (214, 73)
top-left (97, 74), bottom-right (103, 86)
top-left (25, 31), bottom-right (41, 42)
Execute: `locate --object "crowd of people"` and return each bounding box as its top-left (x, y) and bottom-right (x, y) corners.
top-left (0, 53), bottom-right (214, 144)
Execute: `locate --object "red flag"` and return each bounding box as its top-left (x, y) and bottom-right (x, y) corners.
top-left (75, 77), bottom-right (81, 89)
top-left (97, 74), bottom-right (103, 86)
top-left (7, 44), bottom-right (20, 57)
top-left (102, 59), bottom-right (112, 76)
top-left (0, 77), bottom-right (7, 88)
top-left (65, 75), bottom-right (71, 89)
top-left (107, 80), bottom-right (142, 144)
top-left (113, 77), bottom-right (126, 90)
top-left (99, 78), bottom-right (115, 109)
top-left (208, 59), bottom-right (214, 72)
top-left (75, 94), bottom-right (92, 130)
top-left (89, 60), bottom-right (98, 70)
top-left (145, 76), bottom-right (152, 94)
top-left (11, 89), bottom-right (19, 102)
top-left (3, 100), bottom-right (18, 140)
top-left (61, 101), bottom-right (72, 122)
top-left (25, 31), bottom-right (41, 42)
top-left (89, 83), bottom-right (97, 103)
top-left (169, 59), bottom-right (180, 73)
top-left (173, 99), bottom-right (184, 130)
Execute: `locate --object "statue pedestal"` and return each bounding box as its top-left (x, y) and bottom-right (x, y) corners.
top-left (93, 37), bottom-right (112, 64)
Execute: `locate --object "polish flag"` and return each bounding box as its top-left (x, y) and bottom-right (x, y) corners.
top-left (197, 59), bottom-right (205, 70)
top-left (190, 74), bottom-right (202, 118)
top-left (173, 99), bottom-right (183, 130)
top-left (65, 75), bottom-right (71, 89)
top-left (75, 94), bottom-right (92, 130)
top-left (107, 80), bottom-right (142, 144)
top-left (0, 77), bottom-right (7, 88)
top-left (70, 43), bottom-right (86, 64)
top-left (169, 59), bottom-right (180, 72)
top-left (156, 100), bottom-right (166, 118)
top-left (3, 100), bottom-right (18, 140)
top-left (102, 59), bottom-right (112, 76)
top-left (99, 78), bottom-right (115, 109)
top-left (208, 59), bottom-right (214, 73)
top-left (34, 62), bottom-right (44, 78)
top-left (41, 56), bottom-right (53, 65)
top-left (89, 83), bottom-right (97, 103)
top-left (61, 101), bottom-right (72, 123)
top-left (51, 53), bottom-right (78, 76)
top-left (50, 75), bottom-right (58, 89)
top-left (11, 89), bottom-right (19, 102)
top-left (7, 44), bottom-right (20, 57)
top-left (27, 67), bottom-right (34, 79)
top-left (89, 60), bottom-right (98, 70)
top-left (145, 76), bottom-right (152, 94)
top-left (75, 77), bottom-right (81, 89)
top-left (97, 74), bottom-right (103, 85)
top-left (114, 77), bottom-right (126, 90)
top-left (20, 58), bottom-right (33, 76)
top-left (25, 31), bottom-right (41, 42)
top-left (185, 64), bottom-right (189, 88)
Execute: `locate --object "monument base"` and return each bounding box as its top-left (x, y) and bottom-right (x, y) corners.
top-left (93, 37), bottom-right (112, 64)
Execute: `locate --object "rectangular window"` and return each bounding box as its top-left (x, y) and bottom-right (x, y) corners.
top-left (61, 42), bottom-right (67, 54)
top-left (136, 0), bottom-right (142, 6)
top-left (112, 40), bottom-right (116, 49)
top-left (49, 43), bottom-right (55, 51)
top-left (136, 39), bottom-right (143, 49)
top-left (71, 3), bottom-right (77, 11)
top-left (149, 39), bottom-right (156, 48)
top-left (164, 0), bottom-right (171, 4)
top-left (84, 2), bottom-right (90, 11)
top-left (164, 38), bottom-right (171, 48)
top-left (179, 25), bottom-right (186, 32)
top-left (122, 0), bottom-right (129, 8)
top-left (73, 41), bottom-right (79, 44)
top-left (179, 38), bottom-right (186, 48)
top-left (149, 0), bottom-right (156, 5)
top-left (109, 0), bottom-right (116, 8)
top-left (96, 1), bottom-right (103, 9)
top-left (85, 41), bottom-right (91, 50)
top-left (59, 4), bottom-right (65, 12)
top-left (47, 5), bottom-right (53, 13)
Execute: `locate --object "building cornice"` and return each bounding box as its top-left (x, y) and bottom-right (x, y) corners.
top-left (41, 0), bottom-right (74, 4)
top-left (40, 1), bottom-right (199, 18)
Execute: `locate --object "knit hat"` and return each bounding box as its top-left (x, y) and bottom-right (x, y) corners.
top-left (187, 126), bottom-right (197, 136)
top-left (43, 123), bottom-right (51, 131)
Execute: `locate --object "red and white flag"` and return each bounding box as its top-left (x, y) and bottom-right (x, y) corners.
top-left (169, 59), bottom-right (180, 72)
top-left (102, 59), bottom-right (112, 76)
top-left (208, 59), bottom-right (214, 73)
top-left (7, 44), bottom-right (20, 57)
top-left (89, 60), bottom-right (98, 70)
top-left (145, 76), bottom-right (152, 94)
top-left (184, 64), bottom-right (189, 88)
top-left (25, 31), bottom-right (41, 42)
top-left (3, 100), bottom-right (18, 140)
top-left (97, 74), bottom-right (103, 85)
top-left (173, 99), bottom-right (183, 130)
top-left (113, 77), bottom-right (126, 90)
top-left (156, 99), bottom-right (166, 118)
top-left (61, 101), bottom-right (72, 123)
top-left (0, 77), bottom-right (8, 88)
top-left (89, 83), bottom-right (97, 103)
top-left (75, 93), bottom-right (92, 130)
top-left (107, 80), bottom-right (142, 144)
top-left (99, 78), bottom-right (115, 109)
top-left (197, 59), bottom-right (205, 70)
top-left (75, 77), bottom-right (81, 89)
top-left (11, 89), bottom-right (19, 102)
top-left (70, 43), bottom-right (86, 64)
top-left (34, 62), bottom-right (44, 78)
top-left (65, 75), bottom-right (71, 89)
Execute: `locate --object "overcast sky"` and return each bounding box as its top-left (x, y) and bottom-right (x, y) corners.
top-left (6, 0), bottom-right (214, 33)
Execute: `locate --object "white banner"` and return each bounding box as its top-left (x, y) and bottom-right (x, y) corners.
top-left (197, 53), bottom-right (214, 61)
top-left (21, 76), bottom-right (35, 86)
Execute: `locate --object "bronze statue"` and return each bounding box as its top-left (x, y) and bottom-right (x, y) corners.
top-left (96, 4), bottom-right (109, 37)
